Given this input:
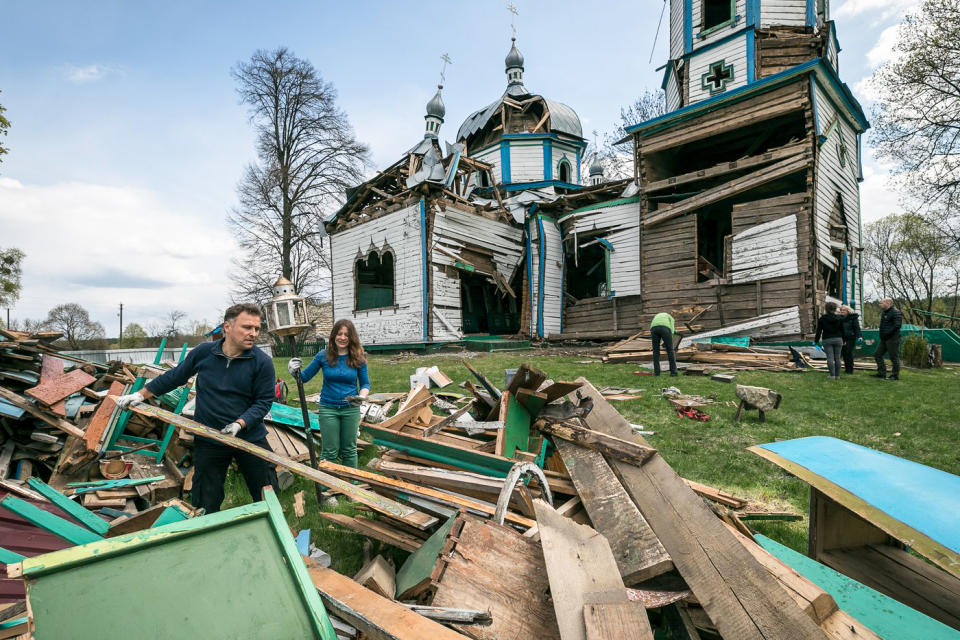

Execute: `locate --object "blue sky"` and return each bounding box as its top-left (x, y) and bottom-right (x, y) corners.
top-left (0, 0), bottom-right (918, 335)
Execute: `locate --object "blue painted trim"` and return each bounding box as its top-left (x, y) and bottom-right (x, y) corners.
top-left (746, 0), bottom-right (760, 27)
top-left (841, 251), bottom-right (848, 304)
top-left (684, 0), bottom-right (693, 53)
top-left (503, 179), bottom-right (583, 192)
top-left (746, 29), bottom-right (755, 83)
top-left (536, 216), bottom-right (546, 338)
top-left (810, 75), bottom-right (822, 139)
top-left (851, 263), bottom-right (858, 309)
top-left (576, 153), bottom-right (581, 183)
top-left (524, 216), bottom-right (535, 338)
top-left (543, 140), bottom-right (552, 181)
top-left (626, 58), bottom-right (869, 136)
top-left (501, 132), bottom-right (588, 149)
top-left (419, 198), bottom-right (428, 341)
top-left (806, 0), bottom-right (816, 26)
top-left (500, 141), bottom-right (511, 184)
top-left (829, 21), bottom-right (841, 53)
top-left (595, 238), bottom-right (614, 252)
top-left (661, 63), bottom-right (673, 91)
top-left (856, 133), bottom-right (863, 181)
top-left (559, 237), bottom-right (566, 331)
top-left (443, 147), bottom-right (462, 189)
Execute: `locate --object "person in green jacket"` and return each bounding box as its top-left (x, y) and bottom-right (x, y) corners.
top-left (650, 312), bottom-right (678, 376)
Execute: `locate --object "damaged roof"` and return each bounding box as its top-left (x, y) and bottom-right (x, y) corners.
top-left (457, 91), bottom-right (583, 142)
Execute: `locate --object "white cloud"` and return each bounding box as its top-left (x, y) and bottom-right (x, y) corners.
top-left (0, 178), bottom-right (234, 335)
top-left (866, 24), bottom-right (902, 68)
top-left (833, 0), bottom-right (919, 21)
top-left (859, 163), bottom-right (904, 225)
top-left (61, 64), bottom-right (120, 84)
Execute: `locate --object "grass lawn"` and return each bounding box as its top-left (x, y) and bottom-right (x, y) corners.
top-left (221, 348), bottom-right (960, 576)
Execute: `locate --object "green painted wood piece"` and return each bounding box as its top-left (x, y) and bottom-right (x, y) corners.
top-left (149, 505), bottom-right (191, 529)
top-left (0, 496), bottom-right (103, 546)
top-left (395, 515), bottom-right (457, 599)
top-left (501, 393), bottom-right (531, 459)
top-left (755, 534), bottom-right (960, 640)
top-left (106, 339), bottom-right (166, 451)
top-left (68, 475), bottom-right (165, 495)
top-left (362, 424), bottom-right (517, 477)
top-left (26, 478), bottom-right (110, 536)
top-left (0, 546), bottom-right (26, 564)
top-left (268, 402), bottom-right (321, 431)
top-left (19, 490), bottom-right (337, 640)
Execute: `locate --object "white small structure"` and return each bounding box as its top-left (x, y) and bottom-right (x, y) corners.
top-left (263, 277), bottom-right (310, 337)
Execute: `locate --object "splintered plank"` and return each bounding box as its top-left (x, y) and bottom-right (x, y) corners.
top-left (25, 369), bottom-right (96, 406)
top-left (318, 512), bottom-right (422, 553)
top-left (0, 387), bottom-right (85, 439)
top-left (84, 381), bottom-right (124, 452)
top-left (430, 514), bottom-right (561, 640)
top-left (574, 379), bottom-right (829, 640)
top-left (539, 381), bottom-right (584, 404)
top-left (128, 402), bottom-right (437, 531)
top-left (533, 499), bottom-right (653, 640)
top-left (584, 603), bottom-right (654, 640)
top-left (554, 439), bottom-right (672, 585)
top-left (540, 421), bottom-right (656, 466)
top-left (307, 560), bottom-right (470, 640)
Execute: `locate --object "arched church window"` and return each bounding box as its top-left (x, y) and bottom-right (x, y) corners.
top-left (355, 250), bottom-right (395, 311)
top-left (557, 159), bottom-right (572, 184)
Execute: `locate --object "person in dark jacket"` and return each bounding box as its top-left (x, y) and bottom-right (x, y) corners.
top-left (114, 303), bottom-right (278, 513)
top-left (815, 301), bottom-right (845, 380)
top-left (874, 297), bottom-right (902, 380)
top-left (839, 305), bottom-right (862, 374)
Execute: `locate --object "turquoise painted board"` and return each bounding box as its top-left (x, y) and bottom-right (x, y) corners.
top-left (19, 491), bottom-right (336, 640)
top-left (756, 534), bottom-right (960, 640)
top-left (26, 478), bottom-right (110, 536)
top-left (149, 505), bottom-right (190, 529)
top-left (0, 496), bottom-right (103, 546)
top-left (756, 437), bottom-right (960, 555)
top-left (268, 402), bottom-right (320, 431)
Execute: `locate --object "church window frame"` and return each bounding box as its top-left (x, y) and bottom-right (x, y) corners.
top-left (354, 247), bottom-right (397, 312)
top-left (557, 158), bottom-right (573, 184)
top-left (699, 0), bottom-right (737, 36)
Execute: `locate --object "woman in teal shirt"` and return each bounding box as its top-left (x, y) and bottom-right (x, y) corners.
top-left (288, 319), bottom-right (370, 507)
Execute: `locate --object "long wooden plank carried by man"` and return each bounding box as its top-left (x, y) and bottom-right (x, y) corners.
top-left (128, 402), bottom-right (437, 531)
top-left (570, 379), bottom-right (829, 640)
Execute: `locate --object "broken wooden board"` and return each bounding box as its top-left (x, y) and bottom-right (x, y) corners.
top-left (0, 387), bottom-right (85, 439)
top-left (83, 381), bottom-right (124, 452)
top-left (584, 602), bottom-right (654, 640)
top-left (574, 378), bottom-right (829, 640)
top-left (318, 512), bottom-right (422, 553)
top-left (353, 555), bottom-right (396, 600)
top-left (538, 420), bottom-right (656, 466)
top-left (554, 439), bottom-right (672, 585)
top-left (396, 515), bottom-right (457, 600)
top-left (430, 514), bottom-right (561, 640)
top-left (533, 499), bottom-right (653, 640)
top-left (128, 402), bottom-right (436, 531)
top-left (496, 392), bottom-right (531, 459)
top-left (25, 369), bottom-right (96, 406)
top-left (307, 560), bottom-right (470, 640)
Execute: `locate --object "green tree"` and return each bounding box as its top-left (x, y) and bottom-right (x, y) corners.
top-left (0, 90), bottom-right (10, 164)
top-left (122, 322), bottom-right (147, 348)
top-left (871, 0), bottom-right (960, 243)
top-left (0, 248), bottom-right (25, 308)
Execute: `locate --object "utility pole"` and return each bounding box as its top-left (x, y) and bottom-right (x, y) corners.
top-left (118, 303), bottom-right (124, 348)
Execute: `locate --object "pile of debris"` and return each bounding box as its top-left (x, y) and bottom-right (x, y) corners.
top-left (603, 338), bottom-right (804, 370)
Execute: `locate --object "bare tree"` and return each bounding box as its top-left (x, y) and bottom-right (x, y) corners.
top-left (587, 89), bottom-right (667, 180)
top-left (864, 213), bottom-right (960, 323)
top-left (228, 47), bottom-right (370, 305)
top-left (163, 310), bottom-right (187, 338)
top-left (870, 0), bottom-right (960, 243)
top-left (44, 303), bottom-right (106, 349)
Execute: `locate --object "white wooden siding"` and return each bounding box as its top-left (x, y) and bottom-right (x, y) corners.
top-left (530, 218), bottom-right (563, 337)
top-left (509, 143), bottom-right (545, 183)
top-left (666, 69), bottom-right (682, 111)
top-left (812, 79), bottom-right (861, 275)
top-left (687, 35), bottom-right (749, 104)
top-left (560, 201), bottom-right (642, 297)
top-left (730, 214), bottom-right (800, 283)
top-left (670, 0), bottom-right (685, 58)
top-left (824, 28), bottom-right (839, 73)
top-left (691, 0), bottom-right (747, 51)
top-left (431, 205), bottom-right (524, 340)
top-left (760, 0), bottom-right (808, 27)
top-left (473, 146), bottom-right (502, 184)
top-left (688, 306), bottom-right (802, 339)
top-left (330, 203), bottom-right (424, 344)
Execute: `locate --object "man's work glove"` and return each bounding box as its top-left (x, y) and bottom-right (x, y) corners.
top-left (344, 395), bottom-right (365, 407)
top-left (287, 358), bottom-right (302, 376)
top-left (114, 392), bottom-right (144, 410)
top-left (221, 422), bottom-right (242, 437)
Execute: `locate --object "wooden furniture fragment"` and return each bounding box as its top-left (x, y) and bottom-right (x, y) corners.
top-left (539, 420), bottom-right (656, 465)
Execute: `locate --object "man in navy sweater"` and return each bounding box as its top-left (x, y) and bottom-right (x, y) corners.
top-left (115, 303), bottom-right (278, 513)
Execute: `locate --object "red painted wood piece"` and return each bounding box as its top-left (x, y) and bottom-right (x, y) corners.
top-left (39, 355), bottom-right (65, 385)
top-left (0, 491), bottom-right (73, 603)
top-left (24, 369), bottom-right (96, 406)
top-left (84, 381), bottom-right (124, 452)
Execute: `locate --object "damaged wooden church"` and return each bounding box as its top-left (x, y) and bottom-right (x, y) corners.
top-left (324, 0), bottom-right (867, 346)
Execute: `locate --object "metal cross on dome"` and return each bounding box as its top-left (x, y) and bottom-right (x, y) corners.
top-left (440, 53), bottom-right (452, 84)
top-left (507, 3), bottom-right (519, 38)
top-left (701, 60), bottom-right (734, 95)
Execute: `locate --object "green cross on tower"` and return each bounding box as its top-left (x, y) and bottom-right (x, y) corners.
top-left (701, 60), bottom-right (734, 95)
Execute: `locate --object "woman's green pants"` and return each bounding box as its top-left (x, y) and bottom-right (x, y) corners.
top-left (317, 404), bottom-right (361, 470)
